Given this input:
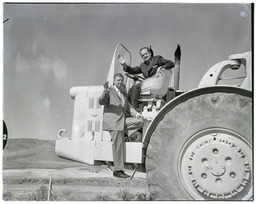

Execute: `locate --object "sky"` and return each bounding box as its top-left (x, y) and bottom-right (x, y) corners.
top-left (3, 3), bottom-right (252, 140)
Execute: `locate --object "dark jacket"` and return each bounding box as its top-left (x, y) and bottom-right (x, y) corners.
top-left (123, 55), bottom-right (175, 78)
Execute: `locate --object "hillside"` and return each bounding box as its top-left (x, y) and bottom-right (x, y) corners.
top-left (3, 138), bottom-right (89, 169)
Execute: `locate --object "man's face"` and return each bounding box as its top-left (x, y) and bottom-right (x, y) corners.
top-left (114, 76), bottom-right (124, 90)
top-left (140, 49), bottom-right (152, 62)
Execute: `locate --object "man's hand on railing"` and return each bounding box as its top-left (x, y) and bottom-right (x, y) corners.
top-left (156, 66), bottom-right (165, 73)
top-left (136, 113), bottom-right (144, 120)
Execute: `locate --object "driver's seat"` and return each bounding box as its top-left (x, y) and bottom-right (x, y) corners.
top-left (140, 68), bottom-right (173, 98)
top-left (138, 68), bottom-right (173, 120)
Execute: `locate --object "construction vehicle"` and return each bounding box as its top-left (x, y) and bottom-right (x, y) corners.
top-left (55, 44), bottom-right (252, 200)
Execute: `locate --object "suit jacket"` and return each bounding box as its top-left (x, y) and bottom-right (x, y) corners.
top-left (98, 86), bottom-right (138, 131)
top-left (123, 55), bottom-right (175, 78)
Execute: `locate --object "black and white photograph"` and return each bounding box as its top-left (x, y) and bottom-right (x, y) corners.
top-left (3, 2), bottom-right (253, 201)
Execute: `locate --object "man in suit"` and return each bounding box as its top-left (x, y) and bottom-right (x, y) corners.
top-left (118, 46), bottom-right (175, 111)
top-left (98, 73), bottom-right (144, 178)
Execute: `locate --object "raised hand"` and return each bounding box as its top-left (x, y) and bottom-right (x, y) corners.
top-left (103, 81), bottom-right (110, 92)
top-left (117, 55), bottom-right (126, 65)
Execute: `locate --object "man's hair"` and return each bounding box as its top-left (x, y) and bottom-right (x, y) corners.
top-left (139, 46), bottom-right (154, 56)
top-left (139, 47), bottom-right (150, 53)
top-left (114, 73), bottom-right (124, 80)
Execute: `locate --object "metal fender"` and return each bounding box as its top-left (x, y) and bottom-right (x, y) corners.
top-left (142, 86), bottom-right (252, 150)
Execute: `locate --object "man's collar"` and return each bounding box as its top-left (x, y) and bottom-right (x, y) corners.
top-left (144, 57), bottom-right (153, 65)
top-left (114, 85), bottom-right (120, 92)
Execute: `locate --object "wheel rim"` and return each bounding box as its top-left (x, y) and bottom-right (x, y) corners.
top-left (179, 128), bottom-right (252, 200)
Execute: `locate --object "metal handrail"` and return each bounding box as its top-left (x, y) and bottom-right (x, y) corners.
top-left (219, 76), bottom-right (246, 80)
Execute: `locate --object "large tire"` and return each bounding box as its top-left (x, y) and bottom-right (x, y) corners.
top-left (146, 87), bottom-right (252, 200)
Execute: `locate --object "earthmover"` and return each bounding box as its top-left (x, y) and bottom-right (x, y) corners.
top-left (55, 44), bottom-right (252, 200)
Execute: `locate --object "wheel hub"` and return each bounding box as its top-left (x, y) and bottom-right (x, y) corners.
top-left (209, 159), bottom-right (226, 176)
top-left (179, 129), bottom-right (252, 200)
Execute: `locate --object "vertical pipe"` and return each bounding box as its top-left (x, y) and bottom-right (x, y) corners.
top-left (173, 45), bottom-right (181, 91)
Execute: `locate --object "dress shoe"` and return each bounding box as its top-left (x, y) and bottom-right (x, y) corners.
top-left (120, 171), bottom-right (130, 178)
top-left (113, 171), bottom-right (130, 178)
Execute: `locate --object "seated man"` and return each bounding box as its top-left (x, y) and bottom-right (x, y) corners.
top-left (118, 46), bottom-right (175, 111)
top-left (98, 73), bottom-right (143, 179)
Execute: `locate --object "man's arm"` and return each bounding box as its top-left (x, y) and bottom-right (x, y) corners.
top-left (118, 55), bottom-right (142, 74)
top-left (128, 103), bottom-right (144, 120)
top-left (98, 81), bottom-right (110, 105)
top-left (158, 56), bottom-right (175, 69)
top-left (123, 64), bottom-right (143, 75)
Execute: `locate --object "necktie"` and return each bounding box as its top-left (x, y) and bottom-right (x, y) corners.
top-left (118, 90), bottom-right (125, 107)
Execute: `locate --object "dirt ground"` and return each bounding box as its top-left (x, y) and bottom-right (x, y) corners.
top-left (3, 166), bottom-right (149, 201)
top-left (3, 139), bottom-right (150, 201)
